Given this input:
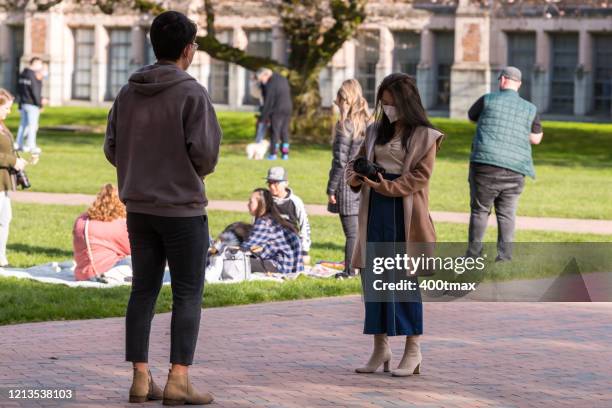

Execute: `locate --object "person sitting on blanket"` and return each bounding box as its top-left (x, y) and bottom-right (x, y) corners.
top-left (241, 188), bottom-right (304, 274)
top-left (265, 166), bottom-right (312, 265)
top-left (73, 184), bottom-right (131, 281)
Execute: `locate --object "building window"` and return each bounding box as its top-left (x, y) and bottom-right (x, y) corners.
top-left (593, 34), bottom-right (612, 115)
top-left (8, 26), bottom-right (24, 94)
top-left (355, 30), bottom-right (380, 105)
top-left (72, 28), bottom-right (94, 100)
top-left (243, 29), bottom-right (272, 105)
top-left (208, 30), bottom-right (232, 104)
top-left (550, 33), bottom-right (578, 114)
top-left (144, 30), bottom-right (156, 66)
top-left (507, 32), bottom-right (536, 101)
top-left (434, 31), bottom-right (454, 109)
top-left (319, 66), bottom-right (333, 107)
top-left (392, 31), bottom-right (420, 77)
top-left (106, 29), bottom-right (132, 100)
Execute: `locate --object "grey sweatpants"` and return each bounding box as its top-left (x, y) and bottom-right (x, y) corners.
top-left (467, 163), bottom-right (525, 261)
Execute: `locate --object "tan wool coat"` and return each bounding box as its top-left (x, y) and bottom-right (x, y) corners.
top-left (344, 124), bottom-right (444, 269)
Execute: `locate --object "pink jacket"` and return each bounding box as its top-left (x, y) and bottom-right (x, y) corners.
top-left (72, 213), bottom-right (130, 280)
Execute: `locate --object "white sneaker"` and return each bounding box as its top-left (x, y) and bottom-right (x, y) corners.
top-left (22, 146), bottom-right (31, 153)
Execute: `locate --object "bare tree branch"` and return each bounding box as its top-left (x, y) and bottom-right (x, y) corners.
top-left (196, 0), bottom-right (286, 73)
top-left (33, 0), bottom-right (65, 11)
top-left (95, 0), bottom-right (118, 14)
top-left (203, 0), bottom-right (215, 37)
top-left (0, 0), bottom-right (28, 11)
top-left (133, 0), bottom-right (165, 15)
top-left (197, 35), bottom-right (288, 73)
top-left (317, 0), bottom-right (367, 70)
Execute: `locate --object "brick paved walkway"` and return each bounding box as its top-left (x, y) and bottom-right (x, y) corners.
top-left (11, 191), bottom-right (612, 235)
top-left (1, 296), bottom-right (611, 407)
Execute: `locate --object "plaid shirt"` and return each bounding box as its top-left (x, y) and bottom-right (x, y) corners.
top-left (241, 216), bottom-right (304, 274)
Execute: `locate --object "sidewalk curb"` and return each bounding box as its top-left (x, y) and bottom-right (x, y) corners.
top-left (11, 191), bottom-right (612, 235)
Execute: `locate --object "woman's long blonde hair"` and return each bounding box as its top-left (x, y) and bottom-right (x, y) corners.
top-left (335, 79), bottom-right (370, 140)
top-left (87, 184), bottom-right (126, 222)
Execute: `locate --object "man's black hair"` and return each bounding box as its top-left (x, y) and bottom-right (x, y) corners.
top-left (30, 57), bottom-right (42, 65)
top-left (150, 11), bottom-right (197, 62)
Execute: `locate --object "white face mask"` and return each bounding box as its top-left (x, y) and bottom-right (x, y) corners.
top-left (382, 105), bottom-right (398, 123)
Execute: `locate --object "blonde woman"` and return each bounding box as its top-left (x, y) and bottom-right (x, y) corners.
top-left (0, 89), bottom-right (28, 267)
top-left (326, 79), bottom-right (370, 278)
top-left (72, 184), bottom-right (131, 281)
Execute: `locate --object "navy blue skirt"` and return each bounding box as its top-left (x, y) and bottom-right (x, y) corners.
top-left (363, 173), bottom-right (423, 336)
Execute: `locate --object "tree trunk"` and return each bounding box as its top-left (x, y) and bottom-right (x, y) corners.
top-left (198, 33), bottom-right (332, 143)
top-left (288, 70), bottom-right (334, 144)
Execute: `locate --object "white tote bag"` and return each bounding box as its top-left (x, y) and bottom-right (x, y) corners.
top-left (221, 248), bottom-right (251, 282)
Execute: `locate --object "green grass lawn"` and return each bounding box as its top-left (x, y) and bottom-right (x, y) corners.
top-left (0, 276), bottom-right (363, 326)
top-left (1, 201), bottom-right (610, 325)
top-left (1, 107), bottom-right (611, 326)
top-left (7, 202), bottom-right (612, 269)
top-left (4, 107), bottom-right (612, 220)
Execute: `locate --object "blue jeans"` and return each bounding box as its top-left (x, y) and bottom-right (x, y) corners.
top-left (0, 192), bottom-right (12, 266)
top-left (16, 104), bottom-right (41, 152)
top-left (254, 120), bottom-right (268, 143)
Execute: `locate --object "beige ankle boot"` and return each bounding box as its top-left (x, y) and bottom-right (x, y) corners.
top-left (162, 369), bottom-right (214, 406)
top-left (391, 335), bottom-right (422, 377)
top-left (355, 334), bottom-right (392, 373)
top-left (129, 369), bottom-right (163, 403)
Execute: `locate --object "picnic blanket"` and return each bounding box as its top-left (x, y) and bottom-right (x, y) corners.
top-left (0, 261), bottom-right (171, 288)
top-left (0, 259), bottom-right (342, 288)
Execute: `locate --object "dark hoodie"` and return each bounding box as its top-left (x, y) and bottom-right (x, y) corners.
top-left (104, 62), bottom-right (222, 217)
top-left (17, 68), bottom-right (43, 108)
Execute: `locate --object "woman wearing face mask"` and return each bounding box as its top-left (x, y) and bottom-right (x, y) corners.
top-left (345, 73), bottom-right (444, 377)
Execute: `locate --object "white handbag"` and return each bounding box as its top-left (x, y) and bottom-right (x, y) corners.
top-left (221, 247), bottom-right (251, 282)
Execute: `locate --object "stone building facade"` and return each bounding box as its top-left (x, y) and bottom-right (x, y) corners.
top-left (0, 0), bottom-right (611, 119)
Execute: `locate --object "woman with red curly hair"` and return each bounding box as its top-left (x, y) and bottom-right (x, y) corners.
top-left (72, 183), bottom-right (131, 281)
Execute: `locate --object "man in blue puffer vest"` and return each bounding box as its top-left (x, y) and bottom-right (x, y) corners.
top-left (467, 66), bottom-right (544, 261)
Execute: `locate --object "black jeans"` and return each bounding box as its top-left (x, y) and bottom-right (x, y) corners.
top-left (125, 212), bottom-right (209, 365)
top-left (467, 163), bottom-right (525, 261)
top-left (269, 113), bottom-right (291, 155)
top-left (340, 214), bottom-right (358, 275)
top-left (249, 256), bottom-right (278, 273)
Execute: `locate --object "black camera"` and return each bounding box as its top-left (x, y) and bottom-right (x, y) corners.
top-left (353, 156), bottom-right (386, 181)
top-left (10, 168), bottom-right (31, 189)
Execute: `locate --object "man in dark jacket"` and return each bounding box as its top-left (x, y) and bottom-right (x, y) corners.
top-left (256, 68), bottom-right (293, 160)
top-left (104, 11), bottom-right (221, 405)
top-left (15, 57), bottom-right (44, 154)
top-left (467, 66), bottom-right (543, 261)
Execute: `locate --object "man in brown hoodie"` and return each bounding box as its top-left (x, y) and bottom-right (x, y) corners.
top-left (104, 11), bottom-right (221, 405)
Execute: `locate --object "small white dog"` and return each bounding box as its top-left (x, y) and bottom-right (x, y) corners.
top-left (246, 139), bottom-right (270, 160)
